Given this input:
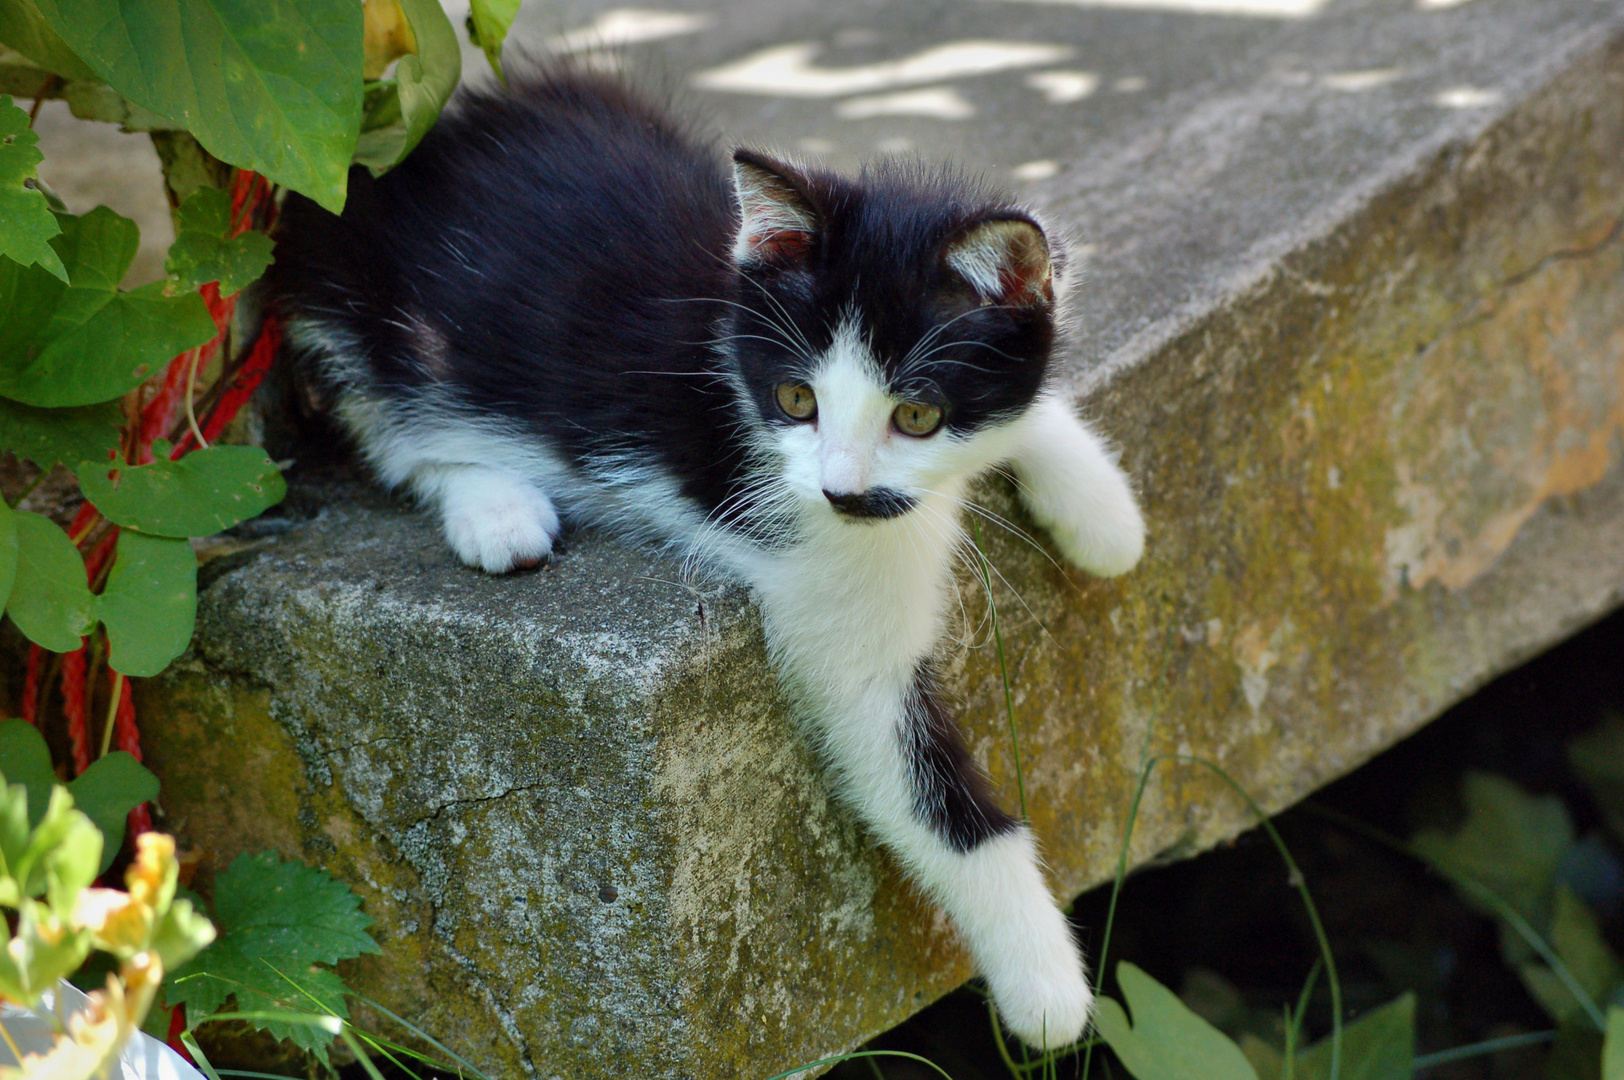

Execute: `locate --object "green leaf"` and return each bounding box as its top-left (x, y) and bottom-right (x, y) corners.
top-left (353, 0), bottom-right (459, 172)
top-left (68, 751), bottom-right (158, 874)
top-left (1603, 1007), bottom-right (1624, 1080)
top-left (1570, 718), bottom-right (1624, 844)
top-left (213, 851), bottom-right (379, 967)
top-left (0, 718), bottom-right (57, 827)
top-left (1412, 771), bottom-right (1573, 926)
top-left (0, 898), bottom-right (92, 1007)
top-left (31, 0), bottom-right (364, 212)
top-left (0, 0), bottom-right (97, 80)
top-left (0, 207), bottom-right (216, 408)
top-left (1549, 1019), bottom-right (1606, 1080)
top-left (1519, 885), bottom-right (1622, 1024)
top-left (77, 442), bottom-right (286, 538)
top-left (5, 508), bottom-right (92, 651)
top-left (0, 783), bottom-right (100, 907)
top-left (96, 529), bottom-right (196, 676)
top-left (0, 397), bottom-right (122, 470)
top-left (0, 499), bottom-right (15, 612)
top-left (172, 942), bottom-right (350, 1060)
top-left (1288, 994), bottom-right (1414, 1080)
top-left (0, 96), bottom-right (66, 280)
top-left (467, 0), bottom-right (520, 81)
top-left (170, 851), bottom-right (377, 1063)
top-left (164, 186), bottom-right (275, 297)
top-left (1094, 962), bottom-right (1260, 1080)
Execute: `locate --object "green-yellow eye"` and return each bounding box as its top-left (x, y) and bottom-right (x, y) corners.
top-left (776, 382), bottom-right (817, 420)
top-left (893, 400), bottom-right (943, 437)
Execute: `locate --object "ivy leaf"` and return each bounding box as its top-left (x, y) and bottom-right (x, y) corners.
top-left (0, 207), bottom-right (216, 408)
top-left (30, 0), bottom-right (363, 212)
top-left (1412, 771), bottom-right (1573, 926)
top-left (1519, 885), bottom-right (1621, 1025)
top-left (0, 397), bottom-right (122, 470)
top-left (1288, 994), bottom-right (1414, 1080)
top-left (77, 442), bottom-right (286, 538)
top-left (1094, 962), bottom-right (1260, 1080)
top-left (164, 186), bottom-right (275, 297)
top-left (0, 718), bottom-right (58, 827)
top-left (353, 0), bottom-right (459, 172)
top-left (169, 852), bottom-right (378, 1062)
top-left (0, 96), bottom-right (67, 280)
top-left (96, 529), bottom-right (196, 676)
top-left (0, 0), bottom-right (98, 80)
top-left (68, 751), bottom-right (159, 874)
top-left (4, 508), bottom-right (92, 652)
top-left (466, 0), bottom-right (520, 81)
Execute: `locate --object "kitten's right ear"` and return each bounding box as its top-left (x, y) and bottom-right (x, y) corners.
top-left (731, 149), bottom-right (818, 268)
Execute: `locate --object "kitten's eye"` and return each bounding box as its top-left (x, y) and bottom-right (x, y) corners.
top-left (893, 400), bottom-right (943, 437)
top-left (776, 382), bottom-right (817, 421)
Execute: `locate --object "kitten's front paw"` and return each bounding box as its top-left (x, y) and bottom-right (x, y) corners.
top-left (987, 947), bottom-right (1095, 1048)
top-left (440, 477), bottom-right (561, 574)
top-left (1040, 497), bottom-right (1145, 579)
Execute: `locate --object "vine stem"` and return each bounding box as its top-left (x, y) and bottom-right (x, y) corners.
top-left (99, 671), bottom-right (124, 758)
top-left (184, 347), bottom-right (209, 450)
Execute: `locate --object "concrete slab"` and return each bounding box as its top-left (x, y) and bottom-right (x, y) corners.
top-left (42, 0), bottom-right (1624, 1075)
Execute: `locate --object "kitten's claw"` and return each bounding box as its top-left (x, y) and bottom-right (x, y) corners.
top-left (436, 473), bottom-right (561, 574)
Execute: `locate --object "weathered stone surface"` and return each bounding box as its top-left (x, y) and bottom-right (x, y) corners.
top-left (130, 1), bottom-right (1624, 1077)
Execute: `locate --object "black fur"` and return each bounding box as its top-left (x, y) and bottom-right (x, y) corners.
top-left (905, 663), bottom-right (1020, 852)
top-left (264, 69), bottom-right (1056, 525)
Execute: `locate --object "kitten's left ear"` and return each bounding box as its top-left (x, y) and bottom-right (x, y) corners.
top-left (943, 218), bottom-right (1053, 307)
top-left (732, 149), bottom-right (819, 268)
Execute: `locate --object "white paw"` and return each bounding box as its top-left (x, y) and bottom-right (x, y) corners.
top-left (1039, 497), bottom-right (1145, 578)
top-left (987, 946), bottom-right (1095, 1048)
top-left (438, 476), bottom-right (561, 574)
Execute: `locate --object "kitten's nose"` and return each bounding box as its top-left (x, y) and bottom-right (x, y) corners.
top-left (823, 489), bottom-right (867, 513)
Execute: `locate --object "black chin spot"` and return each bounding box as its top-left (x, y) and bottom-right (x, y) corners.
top-left (824, 487), bottom-right (916, 520)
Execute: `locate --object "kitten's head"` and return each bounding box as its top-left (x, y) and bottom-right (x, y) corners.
top-left (725, 149), bottom-right (1059, 524)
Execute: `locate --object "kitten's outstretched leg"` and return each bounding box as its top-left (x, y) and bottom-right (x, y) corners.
top-left (1009, 395), bottom-right (1145, 577)
top-left (791, 659), bottom-right (1093, 1048)
top-left (409, 464), bottom-right (561, 573)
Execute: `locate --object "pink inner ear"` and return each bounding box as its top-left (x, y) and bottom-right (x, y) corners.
top-left (749, 229), bottom-right (812, 263)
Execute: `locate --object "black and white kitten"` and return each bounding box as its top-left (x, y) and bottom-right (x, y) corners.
top-left (267, 70), bottom-right (1144, 1048)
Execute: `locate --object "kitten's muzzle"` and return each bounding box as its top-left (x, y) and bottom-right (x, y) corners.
top-left (823, 487), bottom-right (916, 520)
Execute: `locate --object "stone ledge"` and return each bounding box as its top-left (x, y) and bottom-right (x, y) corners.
top-left (134, 3), bottom-right (1624, 1078)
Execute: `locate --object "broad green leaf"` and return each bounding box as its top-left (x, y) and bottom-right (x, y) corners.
top-left (0, 396), bottom-right (121, 470)
top-left (171, 941), bottom-right (350, 1060)
top-left (69, 751), bottom-right (159, 873)
top-left (0, 0), bottom-right (97, 80)
top-left (77, 442), bottom-right (286, 538)
top-left (1289, 994), bottom-right (1414, 1080)
top-left (0, 96), bottom-right (66, 280)
top-left (1413, 771), bottom-right (1573, 925)
top-left (0, 719), bottom-right (56, 826)
top-left (31, 0), bottom-right (365, 212)
top-left (0, 499), bottom-right (15, 612)
top-left (467, 0), bottom-right (520, 81)
top-left (354, 0), bottom-right (459, 172)
top-left (3, 280), bottom-right (215, 407)
top-left (1604, 1007), bottom-right (1624, 1080)
top-left (170, 851), bottom-right (376, 1063)
top-left (164, 186), bottom-right (275, 297)
top-left (5, 508), bottom-right (92, 651)
top-left (1519, 885), bottom-right (1621, 1024)
top-left (213, 851), bottom-right (379, 967)
top-left (1571, 718), bottom-right (1624, 844)
top-left (1094, 962), bottom-right (1260, 1080)
top-left (97, 529), bottom-right (196, 676)
top-left (0, 207), bottom-right (216, 407)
